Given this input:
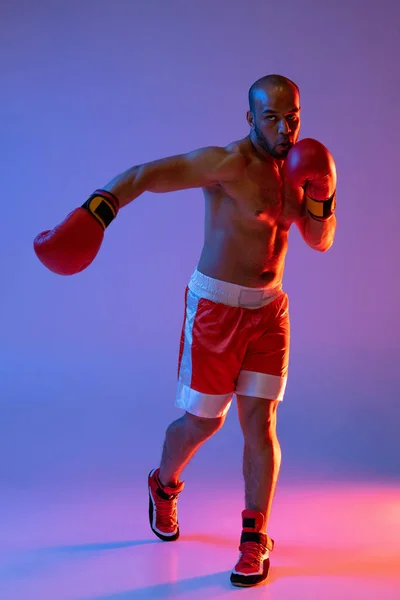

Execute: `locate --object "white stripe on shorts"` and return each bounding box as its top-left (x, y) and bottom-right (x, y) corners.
top-left (175, 381), bottom-right (233, 418)
top-left (236, 370), bottom-right (287, 401)
top-left (178, 290), bottom-right (199, 387)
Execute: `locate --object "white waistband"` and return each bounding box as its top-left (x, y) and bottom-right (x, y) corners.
top-left (188, 269), bottom-right (283, 309)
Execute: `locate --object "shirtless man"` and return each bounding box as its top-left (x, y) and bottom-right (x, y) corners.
top-left (34, 74), bottom-right (337, 587)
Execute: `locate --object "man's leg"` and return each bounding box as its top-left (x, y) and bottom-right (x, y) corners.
top-left (230, 396), bottom-right (280, 587)
top-left (236, 396), bottom-right (281, 530)
top-left (148, 411), bottom-right (224, 541)
top-left (159, 411), bottom-right (225, 486)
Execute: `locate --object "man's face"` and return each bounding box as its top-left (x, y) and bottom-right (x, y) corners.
top-left (248, 84), bottom-right (301, 159)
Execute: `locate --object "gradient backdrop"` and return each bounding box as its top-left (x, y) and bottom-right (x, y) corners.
top-left (1, 0), bottom-right (399, 504)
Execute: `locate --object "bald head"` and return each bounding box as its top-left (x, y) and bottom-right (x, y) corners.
top-left (246, 74), bottom-right (301, 159)
top-left (248, 74), bottom-right (299, 113)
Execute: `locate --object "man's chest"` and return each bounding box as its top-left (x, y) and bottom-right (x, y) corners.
top-left (223, 161), bottom-right (304, 224)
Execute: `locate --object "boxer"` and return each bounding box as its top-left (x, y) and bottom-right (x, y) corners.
top-left (34, 74), bottom-right (337, 587)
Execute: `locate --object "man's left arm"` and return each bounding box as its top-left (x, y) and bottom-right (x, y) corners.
top-left (285, 138), bottom-right (337, 252)
top-left (295, 191), bottom-right (337, 252)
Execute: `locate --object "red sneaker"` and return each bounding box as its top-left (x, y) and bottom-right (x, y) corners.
top-left (148, 468), bottom-right (184, 541)
top-left (230, 510), bottom-right (274, 587)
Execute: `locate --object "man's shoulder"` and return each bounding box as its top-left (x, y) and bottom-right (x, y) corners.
top-left (190, 140), bottom-right (249, 182)
top-left (225, 137), bottom-right (251, 157)
top-left (216, 138), bottom-right (250, 172)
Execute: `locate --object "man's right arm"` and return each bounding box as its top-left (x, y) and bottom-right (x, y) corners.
top-left (103, 146), bottom-right (246, 207)
top-left (33, 146), bottom-right (245, 275)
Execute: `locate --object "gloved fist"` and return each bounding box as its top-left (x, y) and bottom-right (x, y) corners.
top-left (34, 190), bottom-right (119, 275)
top-left (284, 138), bottom-right (337, 220)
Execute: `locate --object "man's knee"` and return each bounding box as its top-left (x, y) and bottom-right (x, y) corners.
top-left (183, 411), bottom-right (225, 438)
top-left (237, 397), bottom-right (279, 445)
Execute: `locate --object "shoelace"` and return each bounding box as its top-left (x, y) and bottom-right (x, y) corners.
top-left (156, 493), bottom-right (178, 528)
top-left (238, 541), bottom-right (267, 569)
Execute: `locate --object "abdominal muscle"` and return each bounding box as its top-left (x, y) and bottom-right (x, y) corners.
top-left (197, 190), bottom-right (290, 289)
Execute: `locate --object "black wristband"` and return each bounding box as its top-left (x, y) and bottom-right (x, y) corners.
top-left (81, 190), bottom-right (119, 229)
top-left (306, 191), bottom-right (336, 221)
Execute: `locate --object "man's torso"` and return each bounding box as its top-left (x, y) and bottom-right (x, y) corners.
top-left (197, 137), bottom-right (303, 288)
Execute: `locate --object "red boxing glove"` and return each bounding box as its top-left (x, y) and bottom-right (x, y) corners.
top-left (34, 190), bottom-right (119, 275)
top-left (284, 138), bottom-right (337, 221)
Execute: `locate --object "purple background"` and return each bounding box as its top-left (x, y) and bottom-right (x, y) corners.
top-left (1, 0), bottom-right (399, 496)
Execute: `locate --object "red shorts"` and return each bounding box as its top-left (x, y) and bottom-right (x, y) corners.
top-left (175, 269), bottom-right (290, 418)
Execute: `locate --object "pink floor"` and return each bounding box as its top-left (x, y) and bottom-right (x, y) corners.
top-left (1, 479), bottom-right (399, 599)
